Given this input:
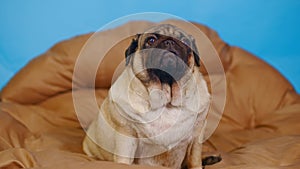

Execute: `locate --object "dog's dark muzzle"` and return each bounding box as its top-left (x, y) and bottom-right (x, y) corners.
top-left (145, 49), bottom-right (188, 85)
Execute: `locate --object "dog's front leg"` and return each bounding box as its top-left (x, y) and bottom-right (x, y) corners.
top-left (186, 121), bottom-right (206, 169)
top-left (186, 139), bottom-right (203, 169)
top-left (113, 128), bottom-right (138, 164)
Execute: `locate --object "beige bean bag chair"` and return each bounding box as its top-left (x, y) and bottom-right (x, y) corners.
top-left (1, 20), bottom-right (300, 169)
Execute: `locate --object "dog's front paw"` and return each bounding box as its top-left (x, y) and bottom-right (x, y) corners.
top-left (202, 155), bottom-right (222, 166)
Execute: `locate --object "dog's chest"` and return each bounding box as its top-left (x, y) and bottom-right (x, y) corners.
top-left (132, 106), bottom-right (197, 154)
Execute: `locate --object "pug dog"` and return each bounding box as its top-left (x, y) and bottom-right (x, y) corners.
top-left (83, 24), bottom-right (211, 169)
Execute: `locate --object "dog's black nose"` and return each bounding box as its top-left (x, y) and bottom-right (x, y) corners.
top-left (163, 39), bottom-right (176, 48)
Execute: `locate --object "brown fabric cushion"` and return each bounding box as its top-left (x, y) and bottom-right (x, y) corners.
top-left (0, 102), bottom-right (168, 169)
top-left (0, 20), bottom-right (300, 169)
top-left (207, 136), bottom-right (300, 169)
top-left (39, 89), bottom-right (108, 128)
top-left (208, 47), bottom-right (300, 151)
top-left (0, 33), bottom-right (92, 104)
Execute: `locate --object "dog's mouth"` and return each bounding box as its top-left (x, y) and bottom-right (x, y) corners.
top-left (145, 50), bottom-right (189, 85)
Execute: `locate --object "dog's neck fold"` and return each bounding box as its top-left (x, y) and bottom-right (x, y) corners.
top-left (110, 67), bottom-right (208, 118)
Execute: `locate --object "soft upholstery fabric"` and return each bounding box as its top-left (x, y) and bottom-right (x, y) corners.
top-left (1, 20), bottom-right (300, 169)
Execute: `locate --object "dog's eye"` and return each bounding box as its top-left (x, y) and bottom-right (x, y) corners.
top-left (146, 37), bottom-right (156, 46)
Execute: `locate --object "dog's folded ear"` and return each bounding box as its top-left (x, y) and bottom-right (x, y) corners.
top-left (125, 34), bottom-right (141, 66)
top-left (190, 36), bottom-right (200, 67)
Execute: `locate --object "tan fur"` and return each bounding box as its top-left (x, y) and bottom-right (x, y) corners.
top-left (83, 24), bottom-right (210, 169)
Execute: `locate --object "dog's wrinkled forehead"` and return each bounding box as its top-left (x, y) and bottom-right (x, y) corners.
top-left (145, 24), bottom-right (192, 42)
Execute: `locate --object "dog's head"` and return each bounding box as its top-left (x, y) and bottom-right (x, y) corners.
top-left (125, 24), bottom-right (200, 85)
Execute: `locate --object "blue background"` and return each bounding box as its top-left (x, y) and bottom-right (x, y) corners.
top-left (0, 0), bottom-right (299, 92)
